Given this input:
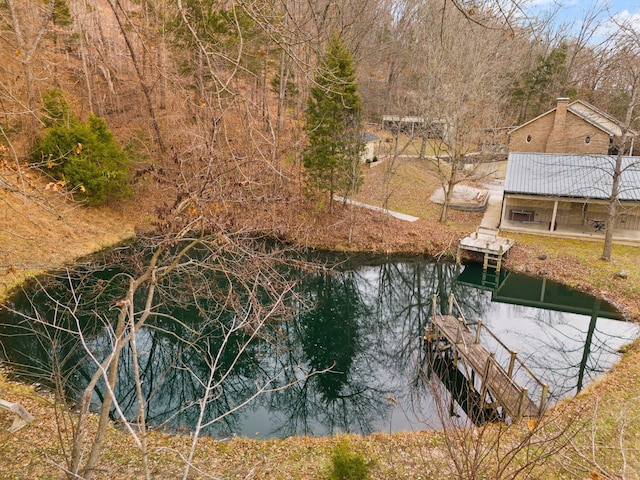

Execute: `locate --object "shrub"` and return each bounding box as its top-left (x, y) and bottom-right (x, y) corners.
top-left (41, 89), bottom-right (73, 128)
top-left (327, 439), bottom-right (374, 480)
top-left (31, 90), bottom-right (131, 205)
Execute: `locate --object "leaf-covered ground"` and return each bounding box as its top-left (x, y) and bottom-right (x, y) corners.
top-left (1, 156), bottom-right (640, 478)
top-left (2, 341), bottom-right (640, 479)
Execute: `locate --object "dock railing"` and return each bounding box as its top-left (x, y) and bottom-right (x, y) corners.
top-left (431, 294), bottom-right (549, 416)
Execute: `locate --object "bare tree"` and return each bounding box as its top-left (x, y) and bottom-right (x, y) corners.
top-left (2, 0), bottom-right (56, 137)
top-left (600, 17), bottom-right (640, 261)
top-left (1, 221), bottom-right (322, 478)
top-left (100, 0), bottom-right (165, 154)
top-left (562, 398), bottom-right (640, 478)
top-left (410, 3), bottom-right (524, 223)
top-left (426, 382), bottom-right (585, 479)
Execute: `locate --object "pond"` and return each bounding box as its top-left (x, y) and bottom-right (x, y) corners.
top-left (0, 247), bottom-right (637, 440)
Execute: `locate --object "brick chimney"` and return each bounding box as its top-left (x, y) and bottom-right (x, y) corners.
top-left (545, 98), bottom-right (570, 153)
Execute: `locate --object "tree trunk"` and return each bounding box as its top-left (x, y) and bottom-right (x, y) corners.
top-left (275, 48), bottom-right (288, 160)
top-left (439, 157), bottom-right (458, 224)
top-left (106, 0), bottom-right (166, 154)
top-left (5, 0), bottom-right (56, 138)
top-left (439, 191), bottom-right (450, 223)
top-left (601, 150), bottom-right (623, 260)
top-left (419, 135), bottom-right (427, 160)
top-left (70, 242), bottom-right (175, 476)
top-left (83, 301), bottom-right (130, 479)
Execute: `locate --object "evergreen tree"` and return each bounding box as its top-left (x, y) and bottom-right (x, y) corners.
top-left (31, 89), bottom-right (131, 205)
top-left (511, 44), bottom-right (575, 122)
top-left (303, 35), bottom-right (363, 207)
top-left (52, 0), bottom-right (72, 27)
top-left (167, 2), bottom-right (263, 104)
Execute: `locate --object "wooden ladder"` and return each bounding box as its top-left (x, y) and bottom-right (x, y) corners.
top-left (483, 251), bottom-right (502, 273)
top-left (481, 268), bottom-right (500, 288)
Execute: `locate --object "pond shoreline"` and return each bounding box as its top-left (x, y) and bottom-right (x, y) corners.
top-left (5, 253), bottom-right (632, 440)
top-left (1, 187), bottom-right (640, 478)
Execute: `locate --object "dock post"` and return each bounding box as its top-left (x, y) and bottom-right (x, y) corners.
top-left (516, 387), bottom-right (528, 421)
top-left (479, 352), bottom-right (494, 411)
top-left (507, 351), bottom-right (517, 377)
top-left (496, 246), bottom-right (503, 273)
top-left (431, 295), bottom-right (438, 318)
top-left (475, 319), bottom-right (482, 343)
top-left (539, 384), bottom-right (549, 415)
top-left (448, 294), bottom-right (454, 315)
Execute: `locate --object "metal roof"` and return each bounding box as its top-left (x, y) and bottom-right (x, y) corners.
top-left (362, 132), bottom-right (381, 143)
top-left (382, 115), bottom-right (425, 123)
top-left (568, 100), bottom-right (633, 136)
top-left (504, 152), bottom-right (640, 201)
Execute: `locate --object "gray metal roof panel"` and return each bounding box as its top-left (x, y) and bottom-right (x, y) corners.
top-left (505, 152), bottom-right (640, 201)
top-left (362, 132), bottom-right (381, 143)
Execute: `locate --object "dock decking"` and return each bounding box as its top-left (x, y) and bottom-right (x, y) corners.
top-left (428, 314), bottom-right (539, 419)
top-left (456, 226), bottom-right (514, 272)
top-left (425, 294), bottom-right (547, 422)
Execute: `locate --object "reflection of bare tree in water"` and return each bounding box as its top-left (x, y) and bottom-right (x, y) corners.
top-left (0, 234), bottom-right (321, 478)
top-left (489, 299), bottom-right (636, 402)
top-left (0, 244), bottom-right (306, 436)
top-left (530, 306), bottom-right (633, 399)
top-left (268, 269), bottom-right (388, 437)
top-left (353, 260), bottom-right (490, 427)
top-left (2, 253), bottom-right (634, 449)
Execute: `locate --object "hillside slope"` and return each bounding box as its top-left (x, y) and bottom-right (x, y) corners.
top-left (0, 162), bottom-right (136, 301)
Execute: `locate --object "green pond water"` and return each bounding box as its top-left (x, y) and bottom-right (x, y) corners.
top-left (0, 247), bottom-right (637, 439)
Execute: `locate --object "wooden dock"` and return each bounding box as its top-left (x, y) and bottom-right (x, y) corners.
top-left (456, 226), bottom-right (514, 272)
top-left (429, 315), bottom-right (538, 419)
top-left (425, 295), bottom-right (547, 421)
top-left (424, 339), bottom-right (504, 424)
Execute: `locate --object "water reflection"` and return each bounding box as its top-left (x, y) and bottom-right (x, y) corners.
top-left (457, 264), bottom-right (635, 400)
top-left (0, 254), bottom-right (637, 438)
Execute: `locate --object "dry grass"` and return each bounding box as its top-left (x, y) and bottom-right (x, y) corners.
top-left (1, 157), bottom-right (640, 479)
top-left (0, 163), bottom-right (148, 302)
top-left (356, 157), bottom-right (443, 216)
top-left (353, 156), bottom-right (481, 234)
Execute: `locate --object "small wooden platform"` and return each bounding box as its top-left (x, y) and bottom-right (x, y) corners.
top-left (0, 399), bottom-right (35, 433)
top-left (429, 314), bottom-right (540, 419)
top-left (457, 226), bottom-right (514, 272)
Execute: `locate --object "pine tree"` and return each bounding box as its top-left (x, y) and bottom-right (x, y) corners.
top-left (303, 34), bottom-right (363, 208)
top-left (511, 44), bottom-right (575, 123)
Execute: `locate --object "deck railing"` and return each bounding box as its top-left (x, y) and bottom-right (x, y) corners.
top-left (431, 294), bottom-right (549, 416)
